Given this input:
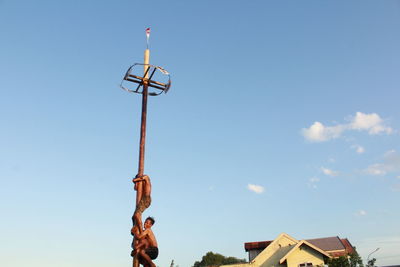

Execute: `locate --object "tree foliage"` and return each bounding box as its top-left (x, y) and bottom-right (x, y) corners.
top-left (193, 251), bottom-right (246, 267)
top-left (328, 251), bottom-right (365, 267)
top-left (328, 256), bottom-right (352, 267)
top-left (366, 258), bottom-right (377, 267)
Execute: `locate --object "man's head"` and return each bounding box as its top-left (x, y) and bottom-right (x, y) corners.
top-left (144, 216), bottom-right (155, 229)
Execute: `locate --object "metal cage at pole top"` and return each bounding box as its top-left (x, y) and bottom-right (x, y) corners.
top-left (120, 63), bottom-right (171, 96)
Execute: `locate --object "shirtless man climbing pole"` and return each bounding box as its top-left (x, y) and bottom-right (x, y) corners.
top-left (132, 174), bottom-right (152, 232)
top-left (135, 217), bottom-right (158, 267)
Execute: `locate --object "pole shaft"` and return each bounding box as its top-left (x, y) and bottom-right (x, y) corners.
top-left (138, 83), bottom-right (148, 176)
top-left (137, 49), bottom-right (150, 176)
top-left (133, 48), bottom-right (150, 267)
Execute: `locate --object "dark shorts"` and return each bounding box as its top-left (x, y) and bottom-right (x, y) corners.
top-left (145, 247), bottom-right (158, 260)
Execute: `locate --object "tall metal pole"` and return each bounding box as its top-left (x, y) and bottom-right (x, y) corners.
top-left (133, 48), bottom-right (150, 267)
top-left (136, 48), bottom-right (150, 206)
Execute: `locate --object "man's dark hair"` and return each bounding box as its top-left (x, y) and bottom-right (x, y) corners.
top-left (145, 216), bottom-right (155, 225)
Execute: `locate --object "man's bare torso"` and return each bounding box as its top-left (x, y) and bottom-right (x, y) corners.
top-left (146, 228), bottom-right (158, 248)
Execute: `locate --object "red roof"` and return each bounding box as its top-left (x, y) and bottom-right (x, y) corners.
top-left (306, 237), bottom-right (345, 251)
top-left (341, 238), bottom-right (355, 254)
top-left (244, 241), bottom-right (272, 252)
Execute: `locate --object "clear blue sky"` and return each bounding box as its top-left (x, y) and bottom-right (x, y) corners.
top-left (1, 1), bottom-right (399, 267)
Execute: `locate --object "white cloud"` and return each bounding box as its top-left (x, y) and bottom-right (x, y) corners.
top-left (355, 210), bottom-right (367, 216)
top-left (247, 184), bottom-right (264, 194)
top-left (302, 112), bottom-right (394, 142)
top-left (364, 150), bottom-right (400, 176)
top-left (352, 144), bottom-right (365, 154)
top-left (321, 167), bottom-right (339, 176)
top-left (365, 163), bottom-right (387, 176)
top-left (302, 122), bottom-right (345, 142)
top-left (350, 112), bottom-right (393, 134)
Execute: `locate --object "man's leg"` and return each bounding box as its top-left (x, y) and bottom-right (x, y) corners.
top-left (134, 176), bottom-right (144, 206)
top-left (134, 238), bottom-right (148, 256)
top-left (138, 254), bottom-right (151, 267)
top-left (139, 250), bottom-right (156, 267)
top-left (134, 211), bottom-right (143, 233)
top-left (138, 255), bottom-right (146, 267)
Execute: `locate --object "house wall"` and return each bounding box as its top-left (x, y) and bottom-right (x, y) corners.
top-left (286, 245), bottom-right (325, 267)
top-left (255, 235), bottom-right (296, 267)
top-left (249, 249), bottom-right (264, 262)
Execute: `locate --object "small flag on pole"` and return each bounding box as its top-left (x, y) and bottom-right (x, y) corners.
top-left (146, 27), bottom-right (150, 48)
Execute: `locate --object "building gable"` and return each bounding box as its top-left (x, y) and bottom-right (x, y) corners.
top-left (279, 240), bottom-right (331, 265)
top-left (252, 233), bottom-right (298, 267)
top-left (283, 244), bottom-right (326, 267)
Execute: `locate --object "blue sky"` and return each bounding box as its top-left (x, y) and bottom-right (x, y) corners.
top-left (1, 1), bottom-right (400, 267)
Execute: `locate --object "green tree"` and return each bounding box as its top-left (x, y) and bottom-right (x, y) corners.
top-left (349, 251), bottom-right (364, 267)
top-left (193, 251), bottom-right (246, 267)
top-left (366, 258), bottom-right (376, 267)
top-left (328, 250), bottom-right (366, 267)
top-left (328, 256), bottom-right (351, 267)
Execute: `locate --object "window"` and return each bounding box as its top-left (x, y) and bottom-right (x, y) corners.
top-left (299, 263), bottom-right (313, 267)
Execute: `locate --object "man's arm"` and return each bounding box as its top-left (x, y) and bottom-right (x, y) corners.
top-left (135, 228), bottom-right (150, 239)
top-left (132, 177), bottom-right (145, 183)
top-left (133, 175), bottom-right (149, 184)
top-left (131, 225), bottom-right (140, 237)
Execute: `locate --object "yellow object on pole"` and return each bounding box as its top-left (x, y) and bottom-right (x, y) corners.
top-left (144, 49), bottom-right (150, 78)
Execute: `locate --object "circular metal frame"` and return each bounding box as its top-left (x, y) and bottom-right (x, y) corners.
top-left (120, 63), bottom-right (171, 96)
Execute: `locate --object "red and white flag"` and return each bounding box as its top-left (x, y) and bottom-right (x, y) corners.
top-left (146, 28), bottom-right (150, 40)
top-left (145, 27), bottom-right (150, 48)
